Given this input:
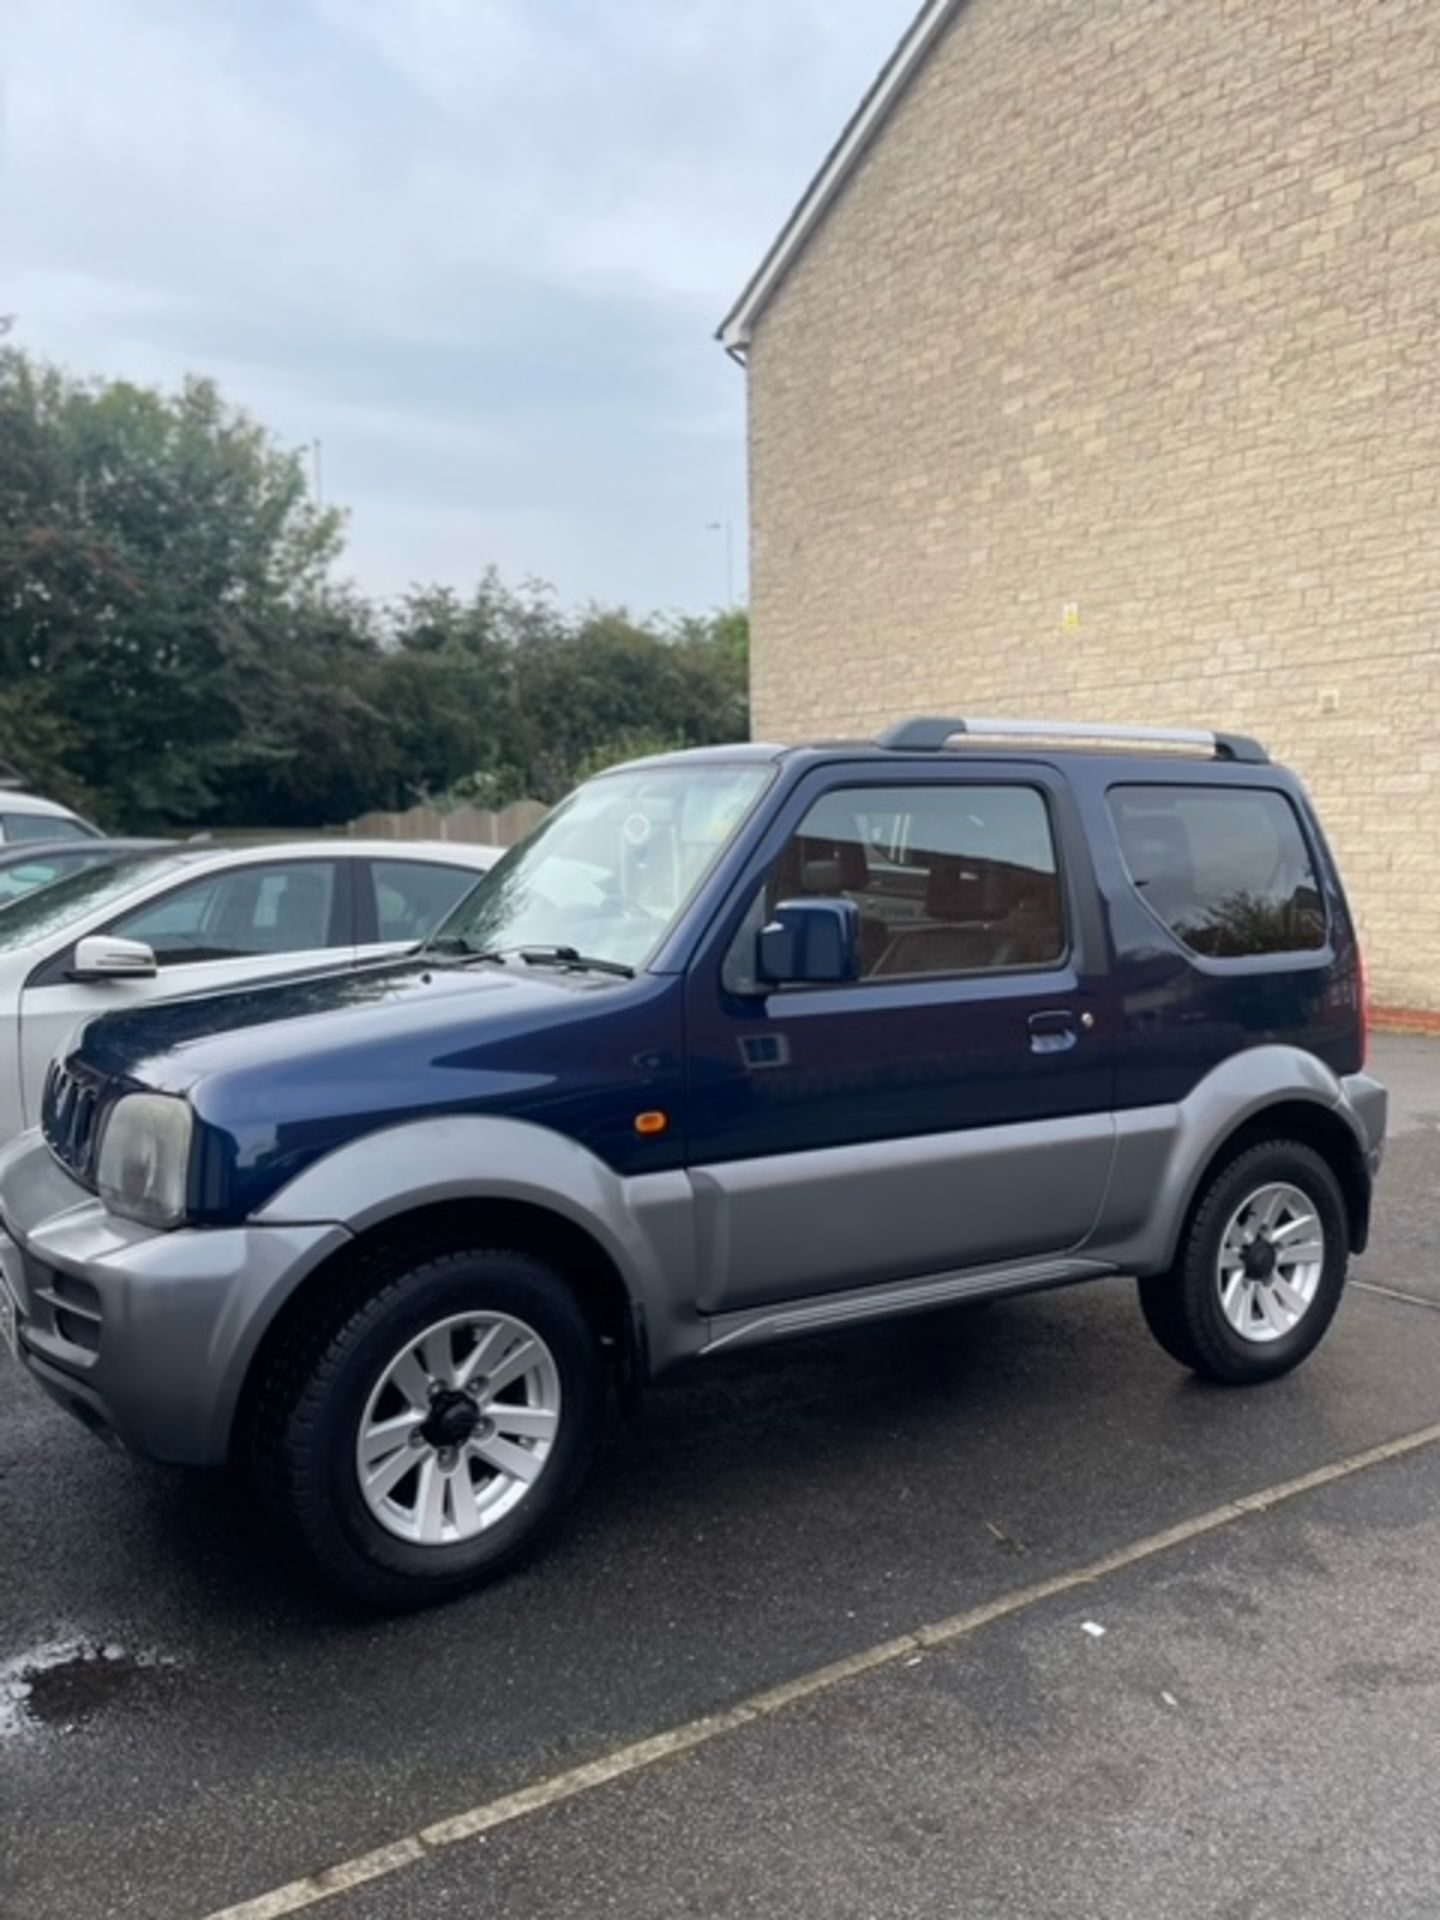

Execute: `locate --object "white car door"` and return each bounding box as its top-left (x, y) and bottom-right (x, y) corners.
top-left (15, 856), bottom-right (354, 1132)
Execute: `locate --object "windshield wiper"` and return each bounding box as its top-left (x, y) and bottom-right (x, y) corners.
top-left (422, 934), bottom-right (506, 962)
top-left (514, 945), bottom-right (635, 979)
top-left (422, 937), bottom-right (633, 978)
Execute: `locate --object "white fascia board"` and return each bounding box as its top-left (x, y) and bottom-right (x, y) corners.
top-left (716, 0), bottom-right (964, 358)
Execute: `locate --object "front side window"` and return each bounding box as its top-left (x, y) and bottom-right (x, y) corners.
top-left (1109, 785), bottom-right (1326, 958)
top-left (766, 782), bottom-right (1065, 981)
top-left (433, 764), bottom-right (773, 971)
top-left (109, 861), bottom-right (340, 965)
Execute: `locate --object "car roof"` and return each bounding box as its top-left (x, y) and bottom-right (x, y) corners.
top-left (339, 839), bottom-right (502, 863)
top-left (153, 838), bottom-right (503, 866)
top-left (0, 791), bottom-right (90, 817)
top-left (0, 837), bottom-right (168, 866)
top-left (0, 839), bottom-right (502, 892)
top-left (610, 717), bottom-right (1277, 778)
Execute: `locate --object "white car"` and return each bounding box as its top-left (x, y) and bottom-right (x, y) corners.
top-left (0, 790), bottom-right (101, 844)
top-left (0, 837), bottom-right (502, 1144)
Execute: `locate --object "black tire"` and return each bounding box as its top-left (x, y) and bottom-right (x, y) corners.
top-left (1137, 1139), bottom-right (1350, 1386)
top-left (250, 1246), bottom-right (604, 1610)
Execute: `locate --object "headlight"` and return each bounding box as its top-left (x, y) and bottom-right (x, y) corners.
top-left (96, 1094), bottom-right (193, 1229)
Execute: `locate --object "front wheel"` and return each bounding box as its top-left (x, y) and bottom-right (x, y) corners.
top-left (1138, 1140), bottom-right (1349, 1385)
top-left (250, 1246), bottom-right (605, 1609)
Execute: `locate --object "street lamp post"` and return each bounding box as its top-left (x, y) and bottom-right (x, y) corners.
top-left (705, 519), bottom-right (735, 608)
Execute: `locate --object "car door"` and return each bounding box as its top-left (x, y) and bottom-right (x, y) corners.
top-left (350, 855), bottom-right (494, 963)
top-left (683, 765), bottom-right (1116, 1314)
top-left (15, 856), bottom-right (354, 1128)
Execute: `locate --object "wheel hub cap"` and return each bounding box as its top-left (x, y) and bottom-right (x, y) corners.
top-left (1242, 1239), bottom-right (1278, 1282)
top-left (1216, 1182), bottom-right (1326, 1345)
top-left (423, 1392), bottom-right (481, 1449)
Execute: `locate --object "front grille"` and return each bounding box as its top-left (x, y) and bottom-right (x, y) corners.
top-left (41, 1060), bottom-right (103, 1186)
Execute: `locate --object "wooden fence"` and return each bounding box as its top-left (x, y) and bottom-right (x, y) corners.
top-left (345, 799), bottom-right (549, 848)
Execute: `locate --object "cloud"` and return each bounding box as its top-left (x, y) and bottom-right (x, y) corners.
top-left (0, 0), bottom-right (918, 609)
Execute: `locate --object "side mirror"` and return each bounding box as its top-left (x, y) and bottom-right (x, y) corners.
top-left (70, 934), bottom-right (158, 982)
top-left (756, 899), bottom-right (860, 986)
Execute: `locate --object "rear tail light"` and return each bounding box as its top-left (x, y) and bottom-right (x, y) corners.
top-left (1357, 945), bottom-right (1370, 1068)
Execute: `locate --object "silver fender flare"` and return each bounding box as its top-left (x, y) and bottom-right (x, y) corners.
top-left (1099, 1045), bottom-right (1379, 1276)
top-left (255, 1112), bottom-right (690, 1348)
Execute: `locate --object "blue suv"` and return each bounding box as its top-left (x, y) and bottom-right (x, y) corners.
top-left (0, 717), bottom-right (1386, 1606)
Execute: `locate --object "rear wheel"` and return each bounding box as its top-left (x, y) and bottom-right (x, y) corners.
top-left (1138, 1140), bottom-right (1349, 1385)
top-left (250, 1246), bottom-right (604, 1609)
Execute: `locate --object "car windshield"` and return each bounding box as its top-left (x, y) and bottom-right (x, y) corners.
top-left (0, 854), bottom-right (188, 953)
top-left (430, 763), bottom-right (773, 971)
top-left (0, 854), bottom-right (92, 905)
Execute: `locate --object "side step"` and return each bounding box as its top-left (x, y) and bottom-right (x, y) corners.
top-left (701, 1256), bottom-right (1117, 1357)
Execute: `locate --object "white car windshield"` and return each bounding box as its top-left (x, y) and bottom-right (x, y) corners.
top-left (0, 855), bottom-right (188, 952)
top-left (431, 763), bottom-right (773, 971)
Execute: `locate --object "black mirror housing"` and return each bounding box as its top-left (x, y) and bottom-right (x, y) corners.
top-left (756, 899), bottom-right (861, 986)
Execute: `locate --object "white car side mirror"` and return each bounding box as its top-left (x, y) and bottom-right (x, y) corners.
top-left (70, 934), bottom-right (158, 982)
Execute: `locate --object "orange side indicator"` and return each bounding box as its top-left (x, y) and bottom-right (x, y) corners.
top-left (634, 1110), bottom-right (669, 1136)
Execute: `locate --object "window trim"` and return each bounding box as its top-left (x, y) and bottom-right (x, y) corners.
top-left (733, 776), bottom-right (1074, 994)
top-left (1106, 780), bottom-right (1330, 965)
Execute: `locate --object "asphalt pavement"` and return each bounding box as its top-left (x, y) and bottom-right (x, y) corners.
top-left (0, 1034), bottom-right (1436, 1920)
top-left (330, 1442), bottom-right (1440, 1920)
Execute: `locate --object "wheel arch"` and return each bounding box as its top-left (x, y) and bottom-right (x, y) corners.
top-left (231, 1194), bottom-right (644, 1461)
top-left (1169, 1098), bottom-right (1371, 1271)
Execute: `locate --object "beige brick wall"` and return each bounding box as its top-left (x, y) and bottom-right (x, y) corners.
top-left (746, 0), bottom-right (1440, 1012)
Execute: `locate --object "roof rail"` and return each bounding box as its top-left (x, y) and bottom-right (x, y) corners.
top-left (875, 715), bottom-right (1269, 764)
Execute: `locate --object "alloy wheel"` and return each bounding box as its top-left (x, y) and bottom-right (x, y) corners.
top-left (355, 1311), bottom-right (561, 1545)
top-left (1215, 1182), bottom-right (1327, 1345)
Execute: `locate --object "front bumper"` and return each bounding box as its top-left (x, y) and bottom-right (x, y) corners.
top-left (0, 1131), bottom-right (349, 1465)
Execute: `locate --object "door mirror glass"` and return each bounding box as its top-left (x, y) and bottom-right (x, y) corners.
top-left (70, 933), bottom-right (158, 982)
top-left (756, 899), bottom-right (860, 986)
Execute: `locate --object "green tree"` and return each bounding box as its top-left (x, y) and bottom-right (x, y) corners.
top-left (506, 602), bottom-right (750, 801)
top-left (0, 344), bottom-right (353, 826)
top-left (375, 582), bottom-right (517, 806)
top-left (0, 341), bottom-right (751, 830)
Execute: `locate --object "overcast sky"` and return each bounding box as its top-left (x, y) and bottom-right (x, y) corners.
top-left (0, 0), bottom-right (917, 616)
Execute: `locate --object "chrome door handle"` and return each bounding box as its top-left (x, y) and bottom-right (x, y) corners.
top-left (1028, 1009), bottom-right (1079, 1053)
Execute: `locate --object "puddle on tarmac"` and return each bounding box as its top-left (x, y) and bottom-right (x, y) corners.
top-left (0, 1639), bottom-right (181, 1737)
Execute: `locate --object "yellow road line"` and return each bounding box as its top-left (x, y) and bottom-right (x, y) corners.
top-left (204, 1418), bottom-right (1440, 1920)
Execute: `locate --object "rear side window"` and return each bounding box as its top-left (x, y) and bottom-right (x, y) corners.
top-left (1109, 786), bottom-right (1326, 958)
top-left (2, 812), bottom-right (94, 843)
top-left (372, 860), bottom-right (479, 943)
